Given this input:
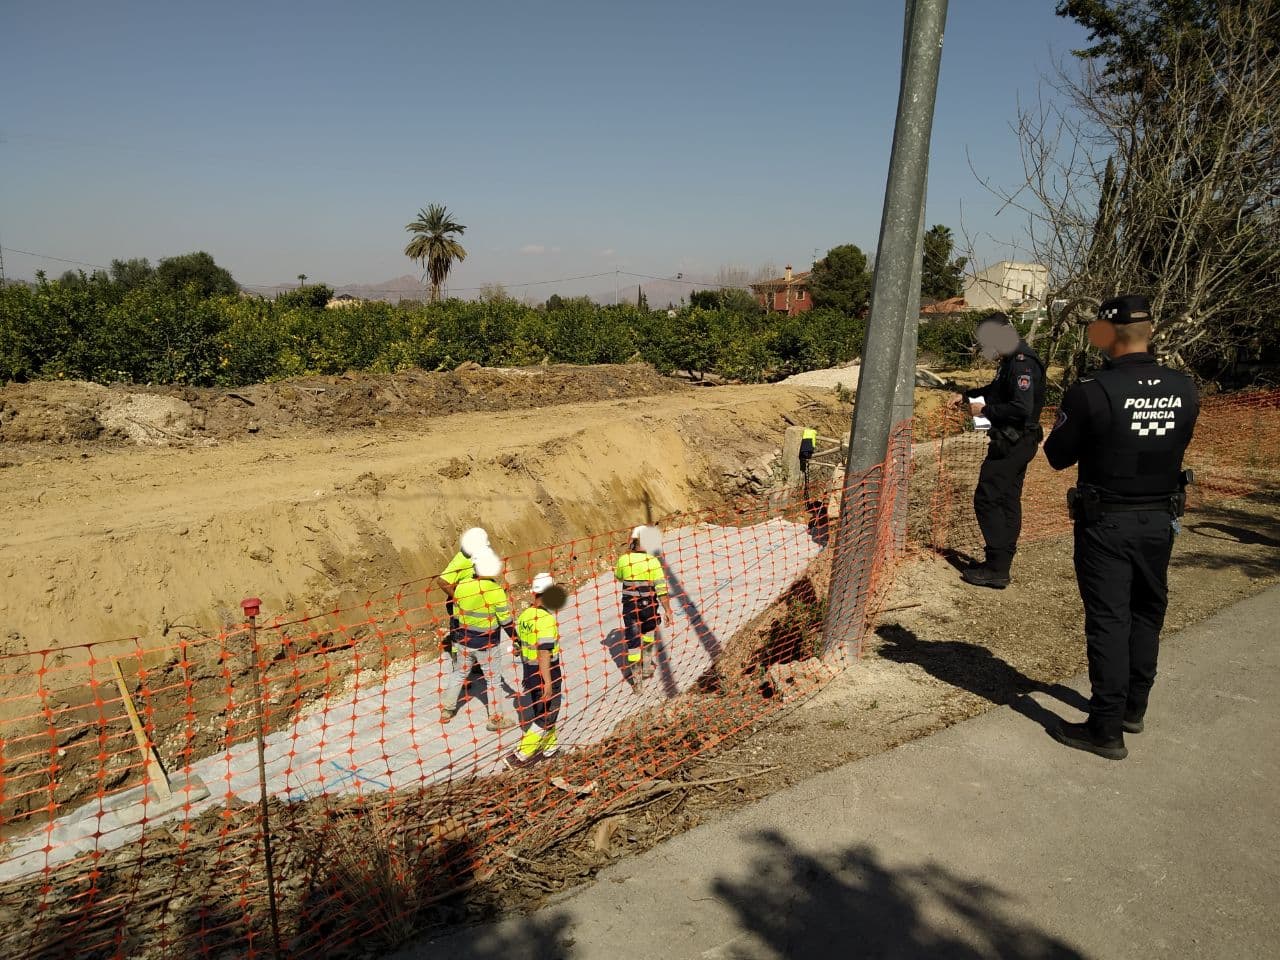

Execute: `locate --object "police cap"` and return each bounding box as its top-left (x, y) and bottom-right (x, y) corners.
top-left (1096, 294), bottom-right (1151, 324)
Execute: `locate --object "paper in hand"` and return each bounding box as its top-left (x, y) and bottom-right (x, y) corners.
top-left (970, 395), bottom-right (992, 431)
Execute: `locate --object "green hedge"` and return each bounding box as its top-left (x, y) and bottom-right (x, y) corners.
top-left (0, 278), bottom-right (875, 387)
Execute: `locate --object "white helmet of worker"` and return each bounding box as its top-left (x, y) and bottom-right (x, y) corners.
top-left (473, 550), bottom-right (503, 579)
top-left (632, 525), bottom-right (663, 555)
top-left (533, 572), bottom-right (568, 611)
top-left (460, 527), bottom-right (491, 557)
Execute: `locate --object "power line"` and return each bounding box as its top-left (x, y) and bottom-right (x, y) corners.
top-left (1, 245), bottom-right (754, 296)
top-left (1, 246), bottom-right (111, 271)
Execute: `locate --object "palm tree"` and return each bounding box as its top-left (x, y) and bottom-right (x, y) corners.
top-left (297, 273), bottom-right (307, 287)
top-left (404, 204), bottom-right (467, 302)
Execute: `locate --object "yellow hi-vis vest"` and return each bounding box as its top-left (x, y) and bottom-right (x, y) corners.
top-left (802, 428), bottom-right (818, 443)
top-left (453, 577), bottom-right (512, 632)
top-left (516, 607), bottom-right (560, 663)
top-left (614, 551), bottom-right (668, 598)
top-left (439, 550), bottom-right (475, 587)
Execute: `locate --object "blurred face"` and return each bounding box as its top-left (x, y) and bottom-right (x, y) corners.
top-left (975, 321), bottom-right (1019, 361)
top-left (1087, 319), bottom-right (1118, 354)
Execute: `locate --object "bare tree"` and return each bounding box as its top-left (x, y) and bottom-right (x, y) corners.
top-left (981, 4), bottom-right (1280, 384)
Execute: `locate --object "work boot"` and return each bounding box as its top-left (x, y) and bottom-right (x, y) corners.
top-left (1123, 712), bottom-right (1145, 734)
top-left (485, 714), bottom-right (512, 732)
top-left (1052, 721), bottom-right (1128, 760)
top-left (503, 750), bottom-right (542, 770)
top-left (540, 729), bottom-right (559, 759)
top-left (642, 655), bottom-right (657, 679)
top-left (961, 566), bottom-right (1009, 589)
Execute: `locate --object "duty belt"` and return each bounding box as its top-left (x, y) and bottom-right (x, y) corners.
top-left (621, 582), bottom-right (658, 598)
top-left (1097, 498), bottom-right (1176, 513)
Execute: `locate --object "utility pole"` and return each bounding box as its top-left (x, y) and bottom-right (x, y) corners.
top-left (823, 0), bottom-right (948, 656)
top-left (891, 0), bottom-right (931, 554)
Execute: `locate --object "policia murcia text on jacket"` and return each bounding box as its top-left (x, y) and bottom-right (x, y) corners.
top-left (954, 313), bottom-right (1047, 589)
top-left (1043, 294), bottom-right (1199, 761)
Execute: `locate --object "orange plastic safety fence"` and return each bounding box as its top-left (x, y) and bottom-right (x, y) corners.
top-left (1, 389), bottom-right (1276, 959)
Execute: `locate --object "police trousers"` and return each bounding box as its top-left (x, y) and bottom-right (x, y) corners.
top-left (1073, 510), bottom-right (1175, 740)
top-left (973, 429), bottom-right (1041, 573)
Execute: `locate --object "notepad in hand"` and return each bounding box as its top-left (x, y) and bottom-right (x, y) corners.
top-left (969, 395), bottom-right (992, 431)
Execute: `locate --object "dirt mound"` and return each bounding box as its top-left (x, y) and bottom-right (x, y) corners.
top-left (0, 381), bottom-right (109, 442)
top-left (0, 363), bottom-right (687, 446)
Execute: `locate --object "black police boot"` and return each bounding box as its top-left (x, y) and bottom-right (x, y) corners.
top-left (1122, 712), bottom-right (1145, 734)
top-left (961, 566), bottom-right (1009, 589)
top-left (1052, 721), bottom-right (1128, 760)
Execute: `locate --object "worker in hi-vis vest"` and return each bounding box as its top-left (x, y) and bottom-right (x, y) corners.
top-left (505, 573), bottom-right (564, 769)
top-left (441, 549), bottom-right (517, 731)
top-left (435, 527), bottom-right (492, 669)
top-left (615, 527), bottom-right (675, 690)
top-left (799, 427), bottom-right (818, 475)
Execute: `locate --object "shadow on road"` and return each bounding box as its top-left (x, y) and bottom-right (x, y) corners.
top-left (712, 831), bottom-right (1087, 959)
top-left (874, 623), bottom-right (1088, 735)
top-left (1178, 492), bottom-right (1280, 578)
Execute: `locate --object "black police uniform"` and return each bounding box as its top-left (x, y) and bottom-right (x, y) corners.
top-left (1043, 303), bottom-right (1199, 749)
top-left (963, 339), bottom-right (1046, 578)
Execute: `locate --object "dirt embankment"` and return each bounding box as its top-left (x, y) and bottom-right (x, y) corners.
top-left (0, 378), bottom-right (850, 664)
top-left (0, 364), bottom-right (687, 448)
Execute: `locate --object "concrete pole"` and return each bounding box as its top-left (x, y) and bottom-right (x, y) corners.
top-left (823, 0), bottom-right (947, 656)
top-left (891, 0), bottom-right (929, 555)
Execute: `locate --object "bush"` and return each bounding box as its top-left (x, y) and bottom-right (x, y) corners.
top-left (0, 269), bottom-right (892, 387)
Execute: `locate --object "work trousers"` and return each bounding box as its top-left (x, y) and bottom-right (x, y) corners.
top-left (522, 661), bottom-right (564, 730)
top-left (973, 429), bottom-right (1041, 574)
top-left (441, 631), bottom-right (514, 717)
top-left (622, 593), bottom-right (661, 661)
top-left (1073, 510), bottom-right (1175, 741)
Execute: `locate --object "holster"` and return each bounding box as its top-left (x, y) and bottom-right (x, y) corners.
top-left (988, 424), bottom-right (1022, 458)
top-left (1174, 469), bottom-right (1193, 517)
top-left (1067, 485), bottom-right (1102, 526)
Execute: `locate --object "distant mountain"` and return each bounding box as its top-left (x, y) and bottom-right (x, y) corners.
top-left (246, 274), bottom-right (429, 302)
top-left (589, 276), bottom-right (733, 309)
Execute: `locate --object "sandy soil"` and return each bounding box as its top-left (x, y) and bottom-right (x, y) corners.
top-left (1, 354), bottom-right (1276, 956)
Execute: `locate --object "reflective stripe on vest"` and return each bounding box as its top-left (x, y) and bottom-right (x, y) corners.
top-left (516, 607), bottom-right (560, 662)
top-left (615, 551), bottom-right (667, 597)
top-left (453, 577), bottom-right (511, 631)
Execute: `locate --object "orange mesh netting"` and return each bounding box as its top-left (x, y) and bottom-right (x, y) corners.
top-left (1, 388), bottom-right (1276, 958)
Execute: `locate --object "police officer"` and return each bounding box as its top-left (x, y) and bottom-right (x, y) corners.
top-left (1043, 294), bottom-right (1199, 760)
top-left (955, 313), bottom-right (1046, 588)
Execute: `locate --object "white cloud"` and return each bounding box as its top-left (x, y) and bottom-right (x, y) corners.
top-left (520, 244), bottom-right (547, 255)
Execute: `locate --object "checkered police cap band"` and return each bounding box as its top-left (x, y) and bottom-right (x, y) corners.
top-left (1096, 294), bottom-right (1151, 324)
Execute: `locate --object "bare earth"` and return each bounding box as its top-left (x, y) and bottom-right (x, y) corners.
top-left (2, 365), bottom-right (1277, 953)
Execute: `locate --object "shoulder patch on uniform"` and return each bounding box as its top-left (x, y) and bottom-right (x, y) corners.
top-left (1017, 373), bottom-right (1031, 391)
top-left (1016, 353), bottom-right (1026, 360)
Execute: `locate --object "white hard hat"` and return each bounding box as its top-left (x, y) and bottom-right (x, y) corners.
top-left (473, 550), bottom-right (503, 579)
top-left (459, 527), bottom-right (490, 557)
top-left (531, 572), bottom-right (555, 595)
top-left (631, 526), bottom-right (645, 540)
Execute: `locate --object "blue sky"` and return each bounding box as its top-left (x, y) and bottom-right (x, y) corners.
top-left (0, 1), bottom-right (1088, 295)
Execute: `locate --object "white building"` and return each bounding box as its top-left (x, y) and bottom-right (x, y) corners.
top-left (962, 261), bottom-right (1048, 313)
